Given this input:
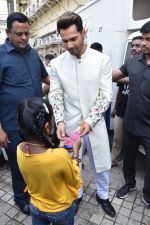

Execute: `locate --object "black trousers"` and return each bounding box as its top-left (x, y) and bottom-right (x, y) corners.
top-left (123, 128), bottom-right (150, 203)
top-left (5, 131), bottom-right (29, 207)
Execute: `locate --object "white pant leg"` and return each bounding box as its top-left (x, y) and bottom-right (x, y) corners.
top-left (77, 140), bottom-right (85, 198)
top-left (84, 135), bottom-right (109, 200)
top-left (111, 115), bottom-right (123, 162)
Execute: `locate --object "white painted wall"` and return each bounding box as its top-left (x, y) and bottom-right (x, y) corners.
top-left (0, 0), bottom-right (8, 44)
top-left (76, 0), bottom-right (150, 129)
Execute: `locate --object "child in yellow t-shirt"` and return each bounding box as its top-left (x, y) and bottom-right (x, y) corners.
top-left (17, 97), bottom-right (82, 225)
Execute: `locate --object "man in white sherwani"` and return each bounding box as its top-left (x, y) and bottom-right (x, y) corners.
top-left (49, 11), bottom-right (116, 217)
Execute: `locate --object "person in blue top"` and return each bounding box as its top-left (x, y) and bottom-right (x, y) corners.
top-left (0, 12), bottom-right (49, 215)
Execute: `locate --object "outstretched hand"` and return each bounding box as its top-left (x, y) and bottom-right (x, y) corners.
top-left (79, 121), bottom-right (91, 137)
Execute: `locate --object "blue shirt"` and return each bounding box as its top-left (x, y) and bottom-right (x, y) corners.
top-left (0, 39), bottom-right (48, 132)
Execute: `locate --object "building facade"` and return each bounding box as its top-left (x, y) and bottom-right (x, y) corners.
top-left (0, 0), bottom-right (17, 44)
top-left (17, 0), bottom-right (89, 58)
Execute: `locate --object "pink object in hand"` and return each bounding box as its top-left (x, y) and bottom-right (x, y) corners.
top-left (64, 132), bottom-right (80, 149)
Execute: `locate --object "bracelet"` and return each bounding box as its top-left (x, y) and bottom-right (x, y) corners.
top-left (72, 155), bottom-right (79, 159)
top-left (72, 156), bottom-right (81, 163)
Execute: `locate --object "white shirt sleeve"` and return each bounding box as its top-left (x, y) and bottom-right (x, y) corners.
top-left (85, 56), bottom-right (112, 128)
top-left (48, 63), bottom-right (65, 125)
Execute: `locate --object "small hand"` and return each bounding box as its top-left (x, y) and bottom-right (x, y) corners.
top-left (57, 122), bottom-right (67, 141)
top-left (79, 121), bottom-right (91, 137)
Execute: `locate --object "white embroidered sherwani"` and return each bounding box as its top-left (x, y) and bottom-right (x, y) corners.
top-left (49, 47), bottom-right (112, 173)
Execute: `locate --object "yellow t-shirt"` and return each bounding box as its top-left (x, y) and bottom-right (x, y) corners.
top-left (17, 143), bottom-right (82, 212)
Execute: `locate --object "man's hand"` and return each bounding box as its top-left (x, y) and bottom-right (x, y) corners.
top-left (79, 121), bottom-right (91, 137)
top-left (57, 122), bottom-right (67, 141)
top-left (42, 84), bottom-right (50, 96)
top-left (0, 127), bottom-right (10, 148)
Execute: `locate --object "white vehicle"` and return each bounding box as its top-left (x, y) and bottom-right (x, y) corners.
top-left (76, 0), bottom-right (150, 130)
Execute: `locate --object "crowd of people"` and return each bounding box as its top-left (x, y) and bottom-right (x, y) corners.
top-left (0, 10), bottom-right (150, 225)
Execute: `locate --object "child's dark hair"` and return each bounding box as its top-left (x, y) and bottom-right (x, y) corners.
top-left (18, 97), bottom-right (54, 147)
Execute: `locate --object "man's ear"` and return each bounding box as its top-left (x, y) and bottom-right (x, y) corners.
top-left (5, 28), bottom-right (10, 37)
top-left (82, 25), bottom-right (88, 37)
top-left (44, 122), bottom-right (51, 135)
top-left (82, 29), bottom-right (86, 38)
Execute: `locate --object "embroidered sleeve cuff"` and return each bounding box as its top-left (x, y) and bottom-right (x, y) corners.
top-left (84, 118), bottom-right (95, 129)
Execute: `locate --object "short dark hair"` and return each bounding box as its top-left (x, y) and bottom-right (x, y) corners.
top-left (132, 36), bottom-right (142, 42)
top-left (140, 21), bottom-right (150, 33)
top-left (7, 12), bottom-right (30, 30)
top-left (57, 12), bottom-right (83, 33)
top-left (90, 42), bottom-right (103, 52)
top-left (45, 54), bottom-right (55, 61)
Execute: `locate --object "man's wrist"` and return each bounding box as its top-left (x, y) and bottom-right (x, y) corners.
top-left (84, 119), bottom-right (93, 129)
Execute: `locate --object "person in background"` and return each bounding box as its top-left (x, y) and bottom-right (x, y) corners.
top-left (0, 12), bottom-right (49, 215)
top-left (49, 12), bottom-right (116, 217)
top-left (43, 53), bottom-right (55, 74)
top-left (113, 21), bottom-right (150, 208)
top-left (111, 36), bottom-right (142, 166)
top-left (42, 54), bottom-right (55, 96)
top-left (17, 97), bottom-right (82, 225)
top-left (90, 42), bottom-right (103, 53)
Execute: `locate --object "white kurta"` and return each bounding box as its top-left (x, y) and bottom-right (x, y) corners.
top-left (49, 47), bottom-right (112, 173)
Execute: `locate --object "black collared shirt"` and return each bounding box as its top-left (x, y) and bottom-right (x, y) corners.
top-left (0, 39), bottom-right (48, 132)
top-left (120, 54), bottom-right (150, 137)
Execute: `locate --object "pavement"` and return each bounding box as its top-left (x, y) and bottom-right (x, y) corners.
top-left (0, 152), bottom-right (150, 225)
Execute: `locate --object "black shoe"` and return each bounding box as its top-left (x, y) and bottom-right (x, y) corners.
top-left (0, 151), bottom-right (6, 167)
top-left (142, 196), bottom-right (150, 209)
top-left (96, 194), bottom-right (116, 217)
top-left (75, 197), bottom-right (82, 214)
top-left (116, 184), bottom-right (136, 199)
top-left (17, 203), bottom-right (30, 215)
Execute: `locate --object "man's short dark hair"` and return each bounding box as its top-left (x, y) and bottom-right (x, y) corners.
top-left (57, 12), bottom-right (83, 33)
top-left (140, 21), bottom-right (150, 33)
top-left (7, 12), bottom-right (30, 30)
top-left (90, 42), bottom-right (103, 53)
top-left (132, 36), bottom-right (142, 42)
top-left (45, 54), bottom-right (55, 61)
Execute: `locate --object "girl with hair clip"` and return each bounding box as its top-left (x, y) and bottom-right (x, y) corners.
top-left (17, 97), bottom-right (82, 225)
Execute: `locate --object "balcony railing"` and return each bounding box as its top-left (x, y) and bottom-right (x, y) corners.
top-left (25, 0), bottom-right (58, 19)
top-left (33, 33), bottom-right (61, 48)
